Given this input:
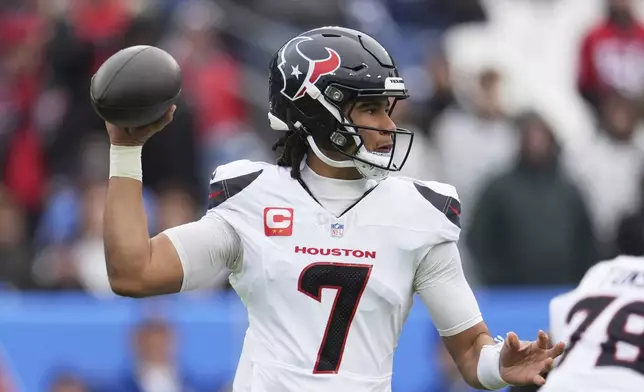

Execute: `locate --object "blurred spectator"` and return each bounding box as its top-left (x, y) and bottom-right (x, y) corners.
top-left (0, 8), bottom-right (48, 223)
top-left (32, 181), bottom-right (112, 295)
top-left (50, 373), bottom-right (90, 392)
top-left (250, 0), bottom-right (348, 31)
top-left (467, 112), bottom-right (596, 286)
top-left (396, 51), bottom-right (454, 182)
top-left (431, 68), bottom-right (517, 224)
top-left (32, 181), bottom-right (160, 293)
top-left (44, 16), bottom-right (106, 178)
top-left (417, 51), bottom-right (455, 136)
top-left (0, 348), bottom-right (17, 392)
top-left (31, 133), bottom-right (165, 293)
top-left (44, 2), bottom-right (202, 200)
top-left (70, 181), bottom-right (111, 296)
top-left (161, 0), bottom-right (270, 191)
top-left (35, 136), bottom-right (157, 245)
top-left (68, 0), bottom-right (133, 73)
top-left (103, 319), bottom-right (212, 392)
top-left (615, 171), bottom-right (644, 256)
top-left (141, 99), bottom-right (202, 205)
top-left (155, 184), bottom-right (197, 233)
top-left (0, 374), bottom-right (12, 392)
top-left (0, 186), bottom-right (33, 290)
top-left (564, 91), bottom-right (644, 258)
top-left (345, 0), bottom-right (486, 70)
top-left (395, 100), bottom-right (442, 182)
top-left (577, 0), bottom-right (644, 112)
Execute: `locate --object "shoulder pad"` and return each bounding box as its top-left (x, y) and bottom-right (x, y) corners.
top-left (208, 160), bottom-right (269, 209)
top-left (412, 180), bottom-right (461, 228)
top-left (210, 160), bottom-right (270, 183)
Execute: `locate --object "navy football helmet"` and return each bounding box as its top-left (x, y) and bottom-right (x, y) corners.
top-left (268, 26), bottom-right (413, 181)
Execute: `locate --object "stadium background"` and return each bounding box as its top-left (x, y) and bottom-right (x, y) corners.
top-left (1, 0), bottom-right (644, 391)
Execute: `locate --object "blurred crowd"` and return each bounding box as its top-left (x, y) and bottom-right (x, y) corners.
top-left (3, 0), bottom-right (644, 391)
top-left (1, 0), bottom-right (644, 297)
top-left (0, 316), bottom-right (232, 392)
top-left (4, 0), bottom-right (644, 295)
top-left (0, 0), bottom-right (489, 295)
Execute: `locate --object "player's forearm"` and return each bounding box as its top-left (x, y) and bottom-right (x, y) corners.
top-left (103, 147), bottom-right (152, 296)
top-left (456, 331), bottom-right (497, 389)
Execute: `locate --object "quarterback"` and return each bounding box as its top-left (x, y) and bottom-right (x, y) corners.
top-left (102, 26), bottom-right (564, 391)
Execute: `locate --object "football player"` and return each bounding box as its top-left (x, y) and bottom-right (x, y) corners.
top-left (102, 26), bottom-right (565, 391)
top-left (540, 252), bottom-right (644, 392)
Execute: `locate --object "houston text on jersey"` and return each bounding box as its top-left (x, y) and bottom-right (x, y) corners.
top-left (294, 246), bottom-right (376, 259)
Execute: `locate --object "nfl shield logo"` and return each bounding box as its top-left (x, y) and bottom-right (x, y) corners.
top-left (330, 223), bottom-right (344, 238)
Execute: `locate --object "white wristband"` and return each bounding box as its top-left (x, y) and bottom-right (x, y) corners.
top-left (109, 145), bottom-right (143, 181)
top-left (477, 340), bottom-right (508, 390)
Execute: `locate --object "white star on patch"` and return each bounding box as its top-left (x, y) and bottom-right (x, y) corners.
top-left (291, 65), bottom-right (302, 79)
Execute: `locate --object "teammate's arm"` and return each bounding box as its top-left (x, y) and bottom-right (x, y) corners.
top-left (103, 108), bottom-right (240, 297)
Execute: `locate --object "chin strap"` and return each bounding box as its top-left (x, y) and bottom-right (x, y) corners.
top-left (306, 135), bottom-right (355, 169)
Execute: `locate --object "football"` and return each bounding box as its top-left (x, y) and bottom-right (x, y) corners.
top-left (90, 45), bottom-right (182, 129)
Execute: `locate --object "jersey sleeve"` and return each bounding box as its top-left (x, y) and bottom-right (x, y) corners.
top-left (161, 160), bottom-right (266, 292)
top-left (414, 241), bottom-right (483, 336)
top-left (411, 179), bottom-right (461, 242)
top-left (207, 159), bottom-right (265, 210)
top-left (163, 211), bottom-right (243, 292)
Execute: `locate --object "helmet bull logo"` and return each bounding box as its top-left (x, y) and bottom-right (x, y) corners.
top-left (277, 36), bottom-right (341, 101)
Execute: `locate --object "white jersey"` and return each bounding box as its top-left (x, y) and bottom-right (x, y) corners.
top-left (541, 256), bottom-right (644, 392)
top-left (164, 160), bottom-right (483, 392)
